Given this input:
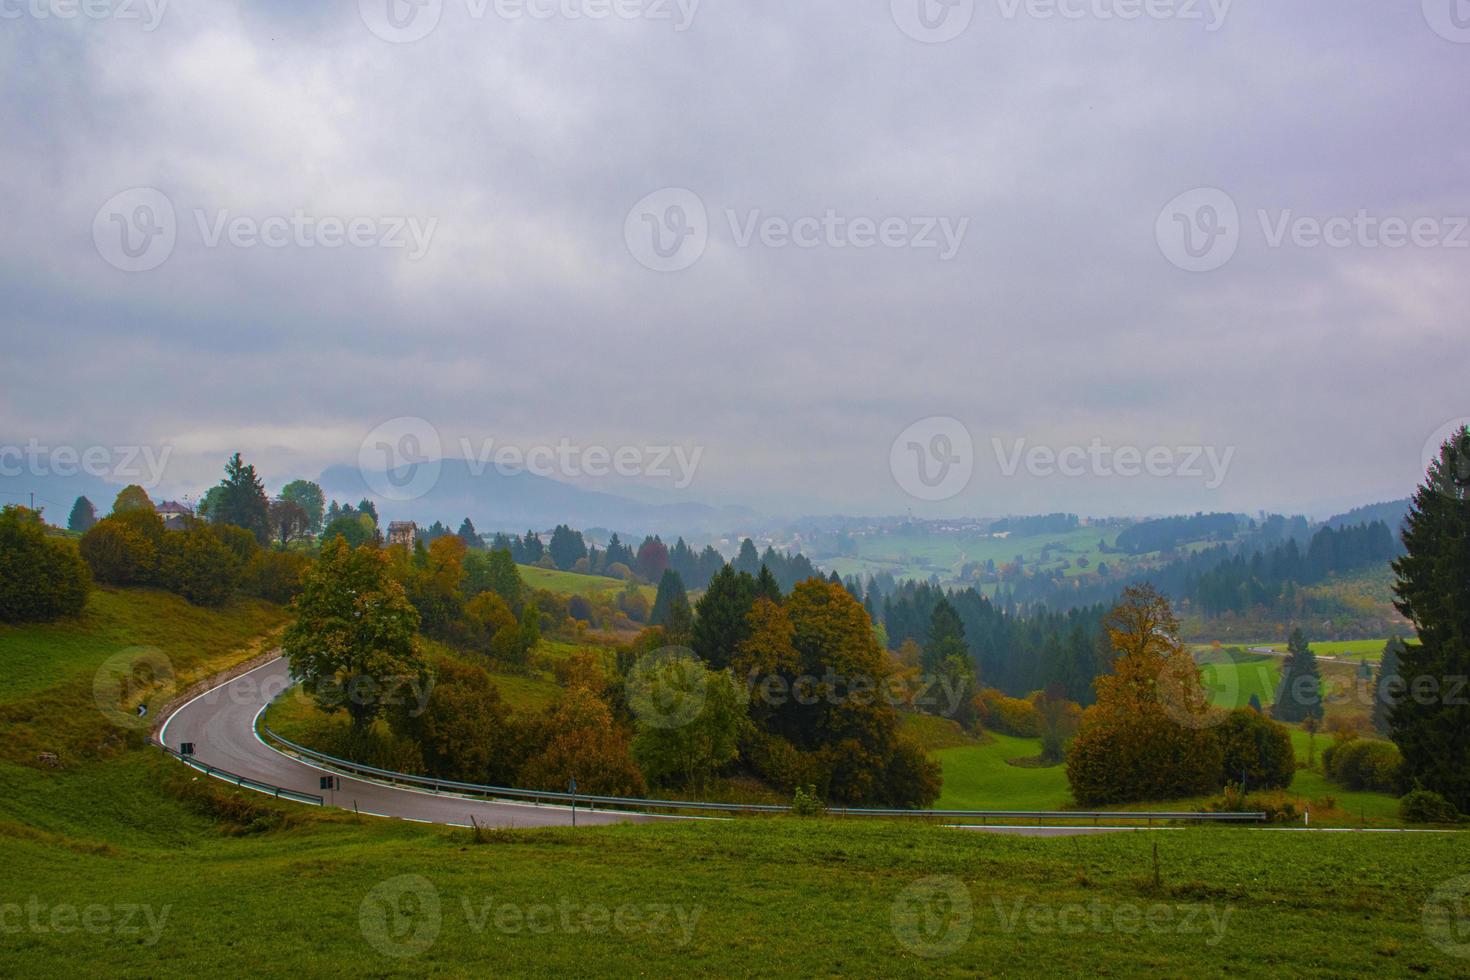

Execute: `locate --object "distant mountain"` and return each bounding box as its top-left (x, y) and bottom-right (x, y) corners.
top-left (320, 458), bottom-right (755, 537)
top-left (1324, 499), bottom-right (1411, 533)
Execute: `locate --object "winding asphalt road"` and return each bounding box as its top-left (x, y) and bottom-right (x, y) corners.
top-left (158, 657), bottom-right (656, 829)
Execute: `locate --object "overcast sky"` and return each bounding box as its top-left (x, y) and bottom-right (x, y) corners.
top-left (2, 0), bottom-right (1467, 521)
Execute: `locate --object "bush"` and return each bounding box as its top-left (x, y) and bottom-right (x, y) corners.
top-left (790, 785), bottom-right (825, 817)
top-left (0, 506), bottom-right (91, 623)
top-left (1323, 738), bottom-right (1402, 793)
top-left (1400, 789), bottom-right (1460, 825)
top-left (1208, 784), bottom-right (1301, 824)
top-left (158, 526), bottom-right (242, 607)
top-left (1066, 716), bottom-right (1223, 806)
top-left (1217, 708), bottom-right (1295, 790)
top-left (243, 550), bottom-right (310, 604)
top-left (80, 513), bottom-right (162, 586)
top-left (974, 688), bottom-right (1041, 737)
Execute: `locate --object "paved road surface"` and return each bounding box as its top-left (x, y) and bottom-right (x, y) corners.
top-left (158, 657), bottom-right (657, 829)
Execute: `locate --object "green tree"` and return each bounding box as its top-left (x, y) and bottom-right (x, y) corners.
top-left (1272, 629), bottom-right (1324, 724)
top-left (0, 506), bottom-right (91, 623)
top-left (67, 496), bottom-right (97, 532)
top-left (280, 480), bottom-right (326, 534)
top-left (548, 524), bottom-right (587, 570)
top-left (692, 564), bottom-right (757, 670)
top-left (1390, 426), bottom-right (1470, 812)
top-left (158, 525), bottom-right (242, 607)
top-left (391, 657), bottom-right (518, 785)
top-left (321, 513), bottom-right (375, 549)
top-left (923, 596), bottom-right (967, 672)
top-left (111, 484), bottom-right (154, 514)
top-left (650, 570), bottom-right (693, 642)
top-left (1372, 638), bottom-right (1406, 735)
top-left (1217, 708), bottom-right (1295, 790)
top-left (283, 538), bottom-right (425, 731)
top-left (79, 510), bottom-right (164, 585)
top-left (209, 453), bottom-right (271, 543)
top-left (630, 652), bottom-right (746, 791)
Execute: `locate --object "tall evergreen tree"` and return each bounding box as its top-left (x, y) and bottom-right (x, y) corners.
top-left (1389, 426), bottom-right (1470, 811)
top-left (458, 517), bottom-right (484, 550)
top-left (923, 596), bottom-right (967, 672)
top-left (650, 569), bottom-right (693, 642)
top-left (1272, 628), bottom-right (1324, 724)
top-left (548, 524), bottom-right (587, 569)
top-left (1372, 638), bottom-right (1406, 735)
top-left (211, 453), bottom-right (270, 543)
top-left (67, 496), bottom-right (97, 532)
top-left (733, 538), bottom-right (761, 576)
top-left (692, 564), bottom-right (757, 669)
top-left (754, 565), bottom-right (782, 603)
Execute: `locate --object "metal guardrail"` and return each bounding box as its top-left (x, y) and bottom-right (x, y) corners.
top-left (260, 727), bottom-right (1265, 824)
top-left (157, 742), bottom-right (325, 806)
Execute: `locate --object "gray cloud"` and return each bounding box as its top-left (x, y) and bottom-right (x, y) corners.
top-left (1, 0), bottom-right (1466, 521)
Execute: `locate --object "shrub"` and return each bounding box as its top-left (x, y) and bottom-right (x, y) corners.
top-left (974, 688), bottom-right (1041, 737)
top-left (790, 785), bottom-right (825, 817)
top-left (1323, 738), bottom-right (1402, 793)
top-left (158, 526), bottom-right (242, 607)
top-left (1400, 789), bottom-right (1460, 825)
top-left (1208, 784), bottom-right (1300, 824)
top-left (243, 550), bottom-right (310, 604)
top-left (0, 506), bottom-right (91, 623)
top-left (80, 513), bottom-right (161, 586)
top-left (1217, 708), bottom-right (1295, 790)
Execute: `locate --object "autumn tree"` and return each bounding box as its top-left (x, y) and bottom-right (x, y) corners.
top-left (1066, 585), bottom-right (1224, 806)
top-left (519, 685), bottom-right (646, 797)
top-left (391, 657), bottom-right (518, 785)
top-left (111, 484), bottom-right (154, 514)
top-left (283, 538), bottom-right (425, 731)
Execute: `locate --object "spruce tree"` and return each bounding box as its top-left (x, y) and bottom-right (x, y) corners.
top-left (650, 569), bottom-right (693, 642)
top-left (923, 596), bottom-right (967, 672)
top-left (1372, 638), bottom-right (1405, 735)
top-left (67, 496), bottom-right (97, 532)
top-left (1272, 628), bottom-right (1324, 724)
top-left (1389, 426), bottom-right (1470, 811)
top-left (692, 565), bottom-right (757, 669)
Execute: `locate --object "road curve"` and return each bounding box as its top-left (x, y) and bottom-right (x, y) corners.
top-left (158, 657), bottom-right (656, 829)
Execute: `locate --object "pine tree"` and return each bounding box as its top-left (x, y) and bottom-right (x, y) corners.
top-left (1372, 638), bottom-right (1405, 735)
top-left (458, 517), bottom-right (483, 551)
top-left (649, 569), bottom-right (693, 643)
top-left (754, 565), bottom-right (782, 604)
top-left (923, 596), bottom-right (967, 672)
top-left (211, 453), bottom-right (271, 543)
top-left (1248, 693), bottom-right (1263, 713)
top-left (1272, 628), bottom-right (1324, 724)
top-left (67, 496), bottom-right (97, 532)
top-left (1390, 426), bottom-right (1470, 812)
top-left (692, 564), bottom-right (757, 669)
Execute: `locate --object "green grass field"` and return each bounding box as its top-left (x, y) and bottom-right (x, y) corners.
top-left (3, 587), bottom-right (1462, 977)
top-left (519, 565), bottom-right (657, 603)
top-left (4, 751), bottom-right (1466, 978)
top-left (1259, 639), bottom-right (1393, 662)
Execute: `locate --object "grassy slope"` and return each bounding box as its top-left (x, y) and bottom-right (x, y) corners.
top-left (0, 588), bottom-right (287, 766)
top-left (2, 587), bottom-right (1465, 976)
top-left (519, 565), bottom-right (657, 603)
top-left (2, 754), bottom-right (1465, 978)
